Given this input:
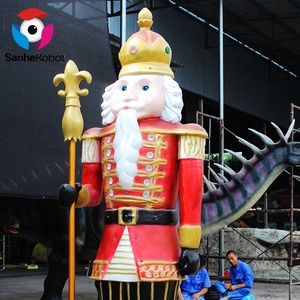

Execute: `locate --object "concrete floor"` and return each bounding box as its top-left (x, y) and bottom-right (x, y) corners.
top-left (1, 266), bottom-right (300, 299)
top-left (0, 265), bottom-right (98, 300)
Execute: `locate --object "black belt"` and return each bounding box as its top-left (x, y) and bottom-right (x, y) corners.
top-left (105, 208), bottom-right (178, 226)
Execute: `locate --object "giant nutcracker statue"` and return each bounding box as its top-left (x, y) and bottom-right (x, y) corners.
top-left (60, 7), bottom-right (207, 300)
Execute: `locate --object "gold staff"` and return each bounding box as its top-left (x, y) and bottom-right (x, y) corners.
top-left (53, 60), bottom-right (92, 300)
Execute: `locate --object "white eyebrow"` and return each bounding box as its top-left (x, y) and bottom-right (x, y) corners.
top-left (117, 79), bottom-right (128, 86)
top-left (136, 78), bottom-right (152, 85)
top-left (116, 77), bottom-right (152, 87)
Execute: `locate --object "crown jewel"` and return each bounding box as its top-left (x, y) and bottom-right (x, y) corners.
top-left (118, 7), bottom-right (174, 78)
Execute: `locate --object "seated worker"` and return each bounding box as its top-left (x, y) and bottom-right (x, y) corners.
top-left (215, 250), bottom-right (254, 300)
top-left (178, 254), bottom-right (211, 300)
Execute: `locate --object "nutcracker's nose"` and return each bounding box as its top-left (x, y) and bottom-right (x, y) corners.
top-left (123, 96), bottom-right (135, 102)
top-left (122, 88), bottom-right (138, 102)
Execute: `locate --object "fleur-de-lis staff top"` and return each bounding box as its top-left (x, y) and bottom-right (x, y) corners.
top-left (53, 60), bottom-right (92, 141)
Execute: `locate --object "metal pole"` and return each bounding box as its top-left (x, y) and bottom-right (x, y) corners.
top-left (219, 0), bottom-right (225, 277)
top-left (263, 193), bottom-right (268, 228)
top-left (68, 141), bottom-right (76, 300)
top-left (263, 123), bottom-right (268, 229)
top-left (289, 103), bottom-right (295, 300)
top-left (121, 0), bottom-right (127, 45)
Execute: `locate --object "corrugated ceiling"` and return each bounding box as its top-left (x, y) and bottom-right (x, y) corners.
top-left (170, 0), bottom-right (300, 77)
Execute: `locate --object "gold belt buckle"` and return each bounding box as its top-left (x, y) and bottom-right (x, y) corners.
top-left (118, 208), bottom-right (137, 225)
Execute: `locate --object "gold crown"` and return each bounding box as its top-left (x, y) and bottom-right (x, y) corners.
top-left (118, 7), bottom-right (174, 78)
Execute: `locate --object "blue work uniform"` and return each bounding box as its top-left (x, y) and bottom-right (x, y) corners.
top-left (180, 268), bottom-right (211, 300)
top-left (215, 260), bottom-right (254, 300)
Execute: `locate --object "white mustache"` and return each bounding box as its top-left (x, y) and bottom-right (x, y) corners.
top-left (112, 99), bottom-right (145, 113)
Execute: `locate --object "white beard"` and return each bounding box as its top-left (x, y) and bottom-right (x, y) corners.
top-left (113, 109), bottom-right (143, 190)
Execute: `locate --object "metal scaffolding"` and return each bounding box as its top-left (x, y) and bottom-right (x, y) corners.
top-left (196, 102), bottom-right (300, 300)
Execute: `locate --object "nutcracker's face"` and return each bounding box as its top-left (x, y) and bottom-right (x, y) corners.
top-left (110, 74), bottom-right (165, 120)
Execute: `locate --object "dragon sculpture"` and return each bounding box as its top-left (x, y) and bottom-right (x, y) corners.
top-left (1, 120), bottom-right (300, 299)
top-left (201, 120), bottom-right (300, 236)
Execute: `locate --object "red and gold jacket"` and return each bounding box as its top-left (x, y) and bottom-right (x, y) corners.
top-left (80, 117), bottom-right (207, 282)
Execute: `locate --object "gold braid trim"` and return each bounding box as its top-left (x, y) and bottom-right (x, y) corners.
top-left (178, 135), bottom-right (206, 159)
top-left (179, 226), bottom-right (202, 248)
top-left (82, 138), bottom-right (101, 163)
top-left (76, 185), bottom-right (90, 208)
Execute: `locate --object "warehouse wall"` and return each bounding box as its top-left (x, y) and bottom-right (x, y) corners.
top-left (0, 1), bottom-right (116, 197)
